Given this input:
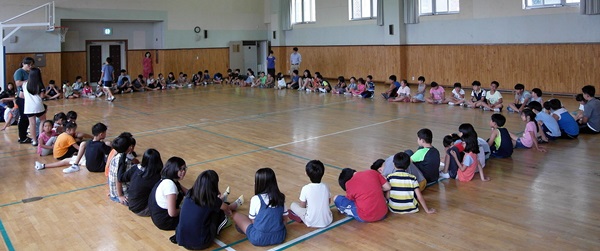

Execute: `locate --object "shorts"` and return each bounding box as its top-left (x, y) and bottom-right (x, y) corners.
top-left (414, 93), bottom-right (425, 101)
top-left (515, 104), bottom-right (523, 109)
top-left (57, 145), bottom-right (78, 160)
top-left (102, 81), bottom-right (113, 88)
top-left (334, 196), bottom-right (364, 222)
top-left (514, 138), bottom-right (530, 149)
top-left (26, 104), bottom-right (48, 118)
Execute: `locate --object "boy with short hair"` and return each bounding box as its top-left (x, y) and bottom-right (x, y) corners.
top-left (487, 114), bottom-right (513, 158)
top-left (34, 122), bottom-right (81, 170)
top-left (466, 80), bottom-right (486, 108)
top-left (334, 168), bottom-right (390, 222)
top-left (387, 152), bottom-right (436, 214)
top-left (527, 101), bottom-right (561, 142)
top-left (1, 101), bottom-right (19, 130)
top-left (580, 85), bottom-right (600, 134)
top-left (482, 81), bottom-right (503, 112)
top-left (76, 122), bottom-right (112, 173)
top-left (381, 75), bottom-right (400, 100)
top-left (375, 153), bottom-right (427, 192)
top-left (531, 88), bottom-right (543, 104)
top-left (411, 76), bottom-right (427, 103)
top-left (408, 128), bottom-right (441, 183)
top-left (109, 135), bottom-right (135, 205)
top-left (448, 82), bottom-right (465, 106)
top-left (289, 160), bottom-right (333, 228)
top-left (507, 83), bottom-right (531, 113)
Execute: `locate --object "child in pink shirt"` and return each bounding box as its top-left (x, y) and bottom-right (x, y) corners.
top-left (510, 109), bottom-right (546, 152)
top-left (352, 78), bottom-right (367, 96)
top-left (449, 134), bottom-right (490, 182)
top-left (426, 82), bottom-right (448, 104)
top-left (38, 120), bottom-right (58, 156)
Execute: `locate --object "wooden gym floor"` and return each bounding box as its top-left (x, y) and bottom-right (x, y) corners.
top-left (0, 86), bottom-right (598, 250)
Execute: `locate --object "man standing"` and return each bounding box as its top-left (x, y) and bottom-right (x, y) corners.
top-left (290, 47), bottom-right (302, 73)
top-left (14, 57), bottom-right (35, 144)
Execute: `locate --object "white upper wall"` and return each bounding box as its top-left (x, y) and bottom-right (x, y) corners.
top-left (1, 0), bottom-right (268, 52)
top-left (279, 0), bottom-right (600, 46)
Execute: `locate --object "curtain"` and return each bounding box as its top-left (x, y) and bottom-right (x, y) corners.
top-left (282, 0), bottom-right (292, 30)
top-left (581, 0), bottom-right (600, 15)
top-left (377, 0), bottom-right (384, 26)
top-left (404, 0), bottom-right (419, 24)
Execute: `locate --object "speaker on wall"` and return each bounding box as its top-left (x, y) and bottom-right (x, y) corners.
top-left (204, 30), bottom-right (208, 39)
top-left (273, 31), bottom-right (276, 39)
top-left (389, 24), bottom-right (394, 35)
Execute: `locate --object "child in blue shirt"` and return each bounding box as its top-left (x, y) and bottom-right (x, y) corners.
top-left (527, 101), bottom-right (560, 142)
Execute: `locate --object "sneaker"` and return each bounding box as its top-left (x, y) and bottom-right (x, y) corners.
top-left (32, 140), bottom-right (38, 146)
top-left (483, 107), bottom-right (492, 111)
top-left (493, 108), bottom-right (501, 112)
top-left (34, 161), bottom-right (45, 170)
top-left (233, 195), bottom-right (244, 208)
top-left (222, 186), bottom-right (230, 202)
top-left (507, 107), bottom-right (515, 112)
top-left (459, 103), bottom-right (465, 107)
top-left (439, 171), bottom-right (450, 179)
top-left (287, 209), bottom-right (303, 223)
top-left (107, 96), bottom-right (115, 102)
top-left (63, 164), bottom-right (80, 173)
top-left (20, 138), bottom-right (33, 144)
top-left (381, 93), bottom-right (389, 100)
top-left (448, 102), bottom-right (455, 106)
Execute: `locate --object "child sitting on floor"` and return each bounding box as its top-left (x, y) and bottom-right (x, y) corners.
top-left (407, 128), bottom-right (441, 184)
top-left (289, 160), bottom-right (333, 228)
top-left (465, 81), bottom-right (486, 108)
top-left (233, 168), bottom-right (288, 246)
top-left (487, 114), bottom-right (513, 158)
top-left (386, 152), bottom-right (436, 214)
top-left (510, 109), bottom-right (546, 152)
top-left (334, 168), bottom-right (390, 222)
top-left (448, 82), bottom-right (465, 106)
top-left (448, 134), bottom-right (491, 182)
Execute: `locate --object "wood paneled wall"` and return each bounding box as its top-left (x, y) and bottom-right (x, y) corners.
top-left (6, 44), bottom-right (596, 94)
top-left (127, 48), bottom-right (229, 78)
top-left (61, 51), bottom-right (87, 82)
top-left (4, 53), bottom-right (61, 86)
top-left (274, 44), bottom-right (600, 94)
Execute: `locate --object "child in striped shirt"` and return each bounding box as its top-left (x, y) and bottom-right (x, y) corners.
top-left (386, 152), bottom-right (436, 214)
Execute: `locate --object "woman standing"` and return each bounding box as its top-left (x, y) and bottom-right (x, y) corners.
top-left (142, 51), bottom-right (153, 79)
top-left (23, 67), bottom-right (47, 146)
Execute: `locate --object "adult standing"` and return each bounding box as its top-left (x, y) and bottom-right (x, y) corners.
top-left (580, 85), bottom-right (600, 134)
top-left (23, 67), bottom-right (47, 146)
top-left (290, 47), bottom-right (302, 73)
top-left (266, 50), bottom-right (276, 77)
top-left (13, 57), bottom-right (34, 144)
top-left (99, 57), bottom-right (116, 102)
top-left (142, 51), bottom-right (153, 79)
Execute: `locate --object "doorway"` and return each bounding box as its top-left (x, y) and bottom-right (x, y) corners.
top-left (86, 40), bottom-right (127, 83)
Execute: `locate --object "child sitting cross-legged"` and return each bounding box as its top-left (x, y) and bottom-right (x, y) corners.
top-left (34, 122), bottom-right (81, 171)
top-left (448, 134), bottom-right (491, 182)
top-left (334, 168), bottom-right (390, 223)
top-left (386, 152), bottom-right (436, 214)
top-left (288, 160), bottom-right (333, 228)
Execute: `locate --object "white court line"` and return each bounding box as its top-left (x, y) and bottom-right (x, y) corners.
top-left (214, 239), bottom-right (237, 251)
top-left (268, 118), bottom-right (404, 149)
top-left (267, 217), bottom-right (354, 251)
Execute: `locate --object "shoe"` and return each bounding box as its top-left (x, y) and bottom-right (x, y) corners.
top-left (381, 93), bottom-right (389, 100)
top-left (439, 171), bottom-right (450, 179)
top-left (483, 107), bottom-right (491, 111)
top-left (97, 92), bottom-right (104, 97)
top-left (34, 161), bottom-right (45, 170)
top-left (169, 234), bottom-right (177, 244)
top-left (507, 107), bottom-right (515, 112)
top-left (448, 102), bottom-right (455, 106)
top-left (107, 96), bottom-right (115, 102)
top-left (32, 140), bottom-right (38, 146)
top-left (222, 186), bottom-right (230, 202)
top-left (63, 164), bottom-right (80, 173)
top-left (493, 108), bottom-right (501, 112)
top-left (20, 138), bottom-right (33, 144)
top-left (459, 103), bottom-right (465, 107)
top-left (287, 209), bottom-right (303, 223)
top-left (233, 195), bottom-right (244, 208)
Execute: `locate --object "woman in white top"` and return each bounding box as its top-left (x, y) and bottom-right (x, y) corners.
top-left (23, 67), bottom-right (47, 146)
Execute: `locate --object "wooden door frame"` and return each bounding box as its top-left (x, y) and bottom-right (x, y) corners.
top-left (85, 39), bottom-right (128, 83)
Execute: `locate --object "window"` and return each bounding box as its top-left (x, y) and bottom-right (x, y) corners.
top-left (524, 0), bottom-right (579, 8)
top-left (349, 0), bottom-right (378, 20)
top-left (291, 0), bottom-right (316, 24)
top-left (420, 0), bottom-right (460, 15)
